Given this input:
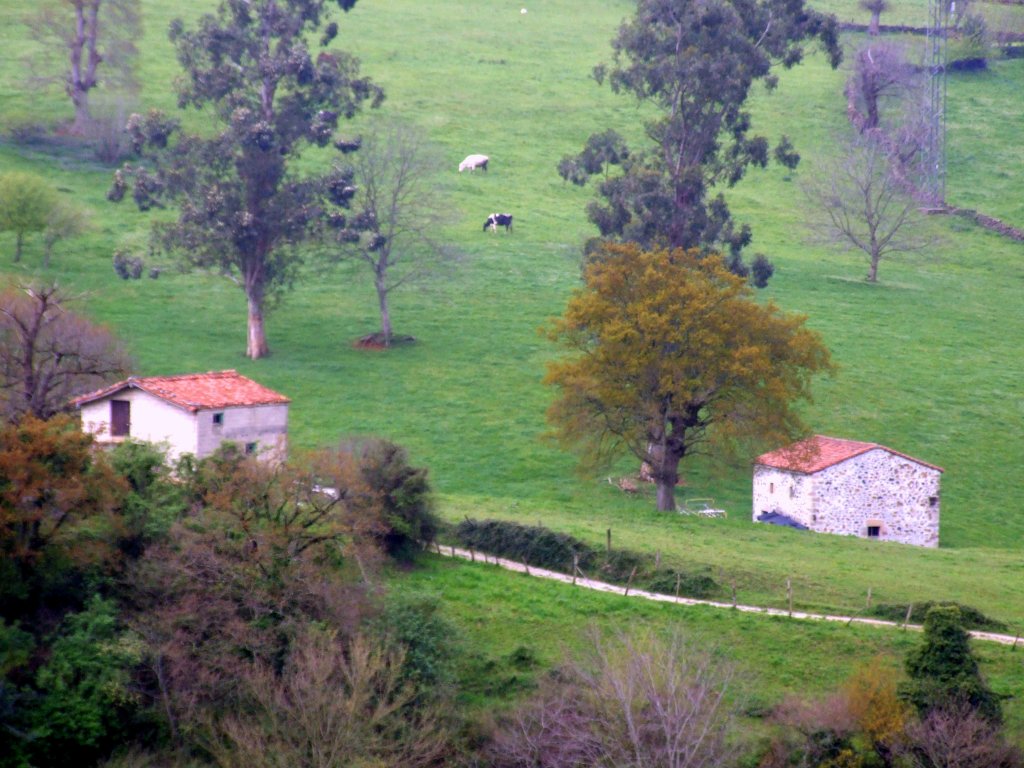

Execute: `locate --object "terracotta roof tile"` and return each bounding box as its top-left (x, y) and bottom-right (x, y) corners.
top-left (755, 435), bottom-right (943, 474)
top-left (73, 370), bottom-right (290, 412)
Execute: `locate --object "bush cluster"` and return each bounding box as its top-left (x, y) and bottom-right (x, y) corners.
top-left (870, 601), bottom-right (1007, 632)
top-left (453, 518), bottom-right (719, 599)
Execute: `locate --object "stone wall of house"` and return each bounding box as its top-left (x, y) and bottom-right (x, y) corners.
top-left (752, 466), bottom-right (815, 525)
top-left (195, 403), bottom-right (289, 462)
top-left (752, 449), bottom-right (941, 547)
top-left (811, 449), bottom-right (940, 547)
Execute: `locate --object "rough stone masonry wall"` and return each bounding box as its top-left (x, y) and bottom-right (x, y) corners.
top-left (752, 467), bottom-right (815, 526)
top-left (813, 449), bottom-right (940, 548)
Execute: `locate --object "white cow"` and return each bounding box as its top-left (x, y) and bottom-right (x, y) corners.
top-left (459, 154), bottom-right (489, 172)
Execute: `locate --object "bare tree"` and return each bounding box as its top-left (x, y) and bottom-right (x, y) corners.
top-left (804, 130), bottom-right (926, 283)
top-left (0, 283), bottom-right (130, 422)
top-left (902, 702), bottom-right (1023, 768)
top-left (846, 40), bottom-right (917, 133)
top-left (206, 630), bottom-right (449, 768)
top-left (328, 121), bottom-right (454, 347)
top-left (25, 0), bottom-right (141, 134)
top-left (491, 628), bottom-right (743, 768)
top-left (860, 0), bottom-right (890, 36)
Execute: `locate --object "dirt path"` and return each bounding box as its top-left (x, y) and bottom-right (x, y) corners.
top-left (434, 545), bottom-right (1022, 647)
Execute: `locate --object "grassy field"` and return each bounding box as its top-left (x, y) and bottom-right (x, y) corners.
top-left (0, 0), bottom-right (1022, 714)
top-left (391, 555), bottom-right (1024, 734)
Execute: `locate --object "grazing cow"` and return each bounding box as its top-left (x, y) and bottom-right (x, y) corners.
top-left (459, 154), bottom-right (489, 172)
top-left (484, 213), bottom-right (513, 233)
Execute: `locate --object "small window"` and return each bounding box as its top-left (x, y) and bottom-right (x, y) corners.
top-left (928, 496), bottom-right (938, 507)
top-left (789, 485), bottom-right (795, 498)
top-left (244, 442), bottom-right (258, 456)
top-left (212, 412), bottom-right (224, 426)
top-left (867, 525), bottom-right (880, 538)
top-left (769, 482), bottom-right (775, 494)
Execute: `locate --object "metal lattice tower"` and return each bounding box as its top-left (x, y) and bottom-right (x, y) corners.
top-left (922, 0), bottom-right (950, 206)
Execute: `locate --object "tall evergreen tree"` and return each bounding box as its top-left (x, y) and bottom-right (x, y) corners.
top-left (110, 0), bottom-right (382, 358)
top-left (560, 0), bottom-right (840, 281)
top-left (902, 605), bottom-right (1002, 724)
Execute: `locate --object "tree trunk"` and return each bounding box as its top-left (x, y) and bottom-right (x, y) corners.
top-left (867, 251), bottom-right (880, 282)
top-left (869, 10), bottom-right (881, 35)
top-left (246, 291), bottom-right (269, 359)
top-left (376, 274), bottom-right (392, 347)
top-left (69, 86), bottom-right (93, 135)
top-left (656, 480), bottom-right (678, 512)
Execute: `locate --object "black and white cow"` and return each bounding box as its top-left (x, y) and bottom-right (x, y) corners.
top-left (459, 154), bottom-right (489, 172)
top-left (483, 213), bottom-right (513, 233)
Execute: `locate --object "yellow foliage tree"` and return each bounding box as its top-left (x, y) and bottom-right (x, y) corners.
top-left (544, 244), bottom-right (833, 511)
top-left (844, 661), bottom-right (912, 766)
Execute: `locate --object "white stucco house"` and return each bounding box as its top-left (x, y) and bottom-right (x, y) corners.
top-left (752, 435), bottom-right (942, 548)
top-left (73, 370), bottom-right (290, 462)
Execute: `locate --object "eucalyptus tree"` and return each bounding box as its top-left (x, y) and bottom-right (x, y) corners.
top-left (110, 0), bottom-right (382, 359)
top-left (559, 0), bottom-right (841, 281)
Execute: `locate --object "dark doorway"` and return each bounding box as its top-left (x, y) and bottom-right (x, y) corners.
top-left (111, 400), bottom-right (130, 437)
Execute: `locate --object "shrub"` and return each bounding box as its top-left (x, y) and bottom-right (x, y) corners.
top-left (29, 595), bottom-right (142, 766)
top-left (900, 606), bottom-right (1003, 724)
top-left (373, 593), bottom-right (458, 695)
top-left (644, 569), bottom-right (720, 599)
top-left (453, 519), bottom-right (720, 597)
top-left (870, 601), bottom-right (1007, 632)
top-left (454, 519), bottom-right (593, 572)
top-left (350, 438), bottom-right (439, 561)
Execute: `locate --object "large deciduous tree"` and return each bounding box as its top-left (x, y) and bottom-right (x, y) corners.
top-left (25, 0), bottom-right (141, 134)
top-left (0, 284), bottom-right (130, 422)
top-left (559, 0), bottom-right (841, 279)
top-left (109, 0), bottom-right (383, 359)
top-left (327, 121), bottom-right (453, 347)
top-left (544, 244), bottom-right (832, 512)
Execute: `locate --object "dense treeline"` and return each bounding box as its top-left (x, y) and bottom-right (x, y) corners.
top-left (2, 418), bottom-right (1019, 767)
top-left (0, 420), bottom-right (452, 767)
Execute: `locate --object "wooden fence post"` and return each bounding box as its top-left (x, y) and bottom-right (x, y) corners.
top-left (674, 572), bottom-right (682, 599)
top-left (786, 578), bottom-right (793, 617)
top-left (903, 604), bottom-right (914, 629)
top-left (731, 581), bottom-right (737, 608)
top-left (572, 553), bottom-right (579, 586)
top-left (606, 528), bottom-right (612, 554)
top-left (655, 549), bottom-right (661, 569)
top-left (624, 566), bottom-right (637, 597)
top-left (866, 586), bottom-right (872, 611)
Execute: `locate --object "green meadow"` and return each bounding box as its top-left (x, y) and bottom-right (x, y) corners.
top-left (0, 0), bottom-right (1022, 721)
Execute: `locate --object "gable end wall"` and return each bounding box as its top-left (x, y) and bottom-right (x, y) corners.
top-left (811, 449), bottom-right (939, 547)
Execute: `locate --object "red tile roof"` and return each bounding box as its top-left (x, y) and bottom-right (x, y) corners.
top-left (755, 435), bottom-right (943, 474)
top-left (72, 370), bottom-right (290, 413)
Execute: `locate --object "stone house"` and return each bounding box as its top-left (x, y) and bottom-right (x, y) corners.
top-left (752, 435), bottom-right (942, 547)
top-left (73, 370), bottom-right (290, 462)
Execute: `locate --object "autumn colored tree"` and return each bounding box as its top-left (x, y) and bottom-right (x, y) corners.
top-left (844, 661), bottom-right (912, 766)
top-left (0, 283), bottom-right (130, 422)
top-left (559, 0), bottom-right (840, 279)
top-left (544, 244), bottom-right (832, 511)
top-left (109, 0), bottom-right (383, 359)
top-left (0, 414), bottom-right (126, 610)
